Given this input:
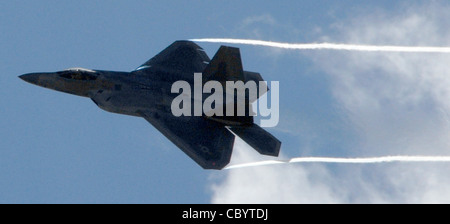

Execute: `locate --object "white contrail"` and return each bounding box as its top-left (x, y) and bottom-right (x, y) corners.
top-left (190, 38), bottom-right (450, 53)
top-left (225, 156), bottom-right (450, 169)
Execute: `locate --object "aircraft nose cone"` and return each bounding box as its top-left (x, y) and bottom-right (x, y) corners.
top-left (19, 73), bottom-right (40, 84)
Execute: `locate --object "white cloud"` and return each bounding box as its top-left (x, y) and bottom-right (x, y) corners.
top-left (210, 138), bottom-right (343, 203)
top-left (209, 3), bottom-right (450, 203)
top-left (322, 3), bottom-right (450, 157)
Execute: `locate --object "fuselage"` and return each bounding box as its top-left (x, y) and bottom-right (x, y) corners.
top-left (19, 66), bottom-right (194, 118)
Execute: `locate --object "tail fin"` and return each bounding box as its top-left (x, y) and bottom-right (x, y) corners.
top-left (202, 46), bottom-right (244, 84)
top-left (202, 46), bottom-right (268, 100)
top-left (229, 124), bottom-right (281, 157)
top-left (203, 46), bottom-right (281, 157)
top-left (202, 46), bottom-right (268, 125)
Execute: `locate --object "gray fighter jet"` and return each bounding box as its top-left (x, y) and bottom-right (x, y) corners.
top-left (19, 40), bottom-right (281, 170)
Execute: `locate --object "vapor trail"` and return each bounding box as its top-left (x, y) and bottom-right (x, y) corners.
top-left (225, 156), bottom-right (450, 169)
top-left (190, 38), bottom-right (450, 53)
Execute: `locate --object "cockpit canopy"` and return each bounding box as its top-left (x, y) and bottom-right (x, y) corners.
top-left (58, 68), bottom-right (98, 81)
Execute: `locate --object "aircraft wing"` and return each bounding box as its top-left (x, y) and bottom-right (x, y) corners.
top-left (138, 110), bottom-right (235, 170)
top-left (136, 40), bottom-right (210, 73)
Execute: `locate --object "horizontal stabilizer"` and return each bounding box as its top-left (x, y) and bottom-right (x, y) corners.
top-left (229, 124), bottom-right (281, 157)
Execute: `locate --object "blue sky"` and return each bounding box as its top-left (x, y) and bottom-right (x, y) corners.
top-left (2, 1), bottom-right (450, 203)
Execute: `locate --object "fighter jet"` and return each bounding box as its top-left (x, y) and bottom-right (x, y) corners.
top-left (19, 40), bottom-right (281, 170)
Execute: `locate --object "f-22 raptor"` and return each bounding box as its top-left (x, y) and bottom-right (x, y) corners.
top-left (19, 40), bottom-right (281, 170)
